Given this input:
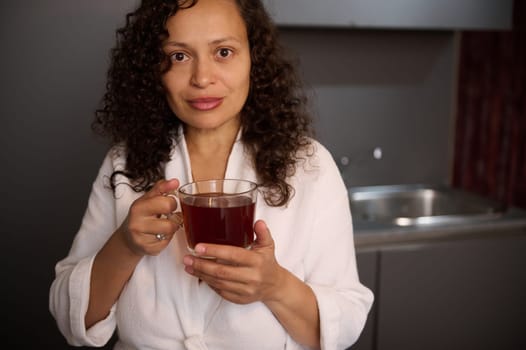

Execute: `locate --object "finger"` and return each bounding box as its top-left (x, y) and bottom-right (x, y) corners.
top-left (166, 211), bottom-right (184, 228)
top-left (193, 244), bottom-right (254, 266)
top-left (143, 232), bottom-right (174, 255)
top-left (253, 220), bottom-right (274, 248)
top-left (160, 178), bottom-right (180, 197)
top-left (130, 216), bottom-right (181, 237)
top-left (185, 255), bottom-right (251, 285)
top-left (131, 195), bottom-right (178, 218)
top-left (191, 264), bottom-right (260, 304)
top-left (143, 178), bottom-right (180, 199)
top-left (133, 180), bottom-right (180, 217)
top-left (206, 278), bottom-right (251, 301)
top-left (194, 271), bottom-right (251, 304)
top-left (158, 179), bottom-right (181, 216)
top-left (146, 232), bottom-right (172, 242)
top-left (213, 289), bottom-right (252, 305)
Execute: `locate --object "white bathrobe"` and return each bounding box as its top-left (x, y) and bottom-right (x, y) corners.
top-left (49, 129), bottom-right (373, 350)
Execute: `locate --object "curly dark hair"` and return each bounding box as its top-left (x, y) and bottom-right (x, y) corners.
top-left (92, 0), bottom-right (314, 206)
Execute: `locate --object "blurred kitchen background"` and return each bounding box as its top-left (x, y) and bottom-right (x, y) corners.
top-left (1, 0), bottom-right (524, 349)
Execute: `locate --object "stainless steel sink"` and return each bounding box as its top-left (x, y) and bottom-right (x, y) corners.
top-left (349, 184), bottom-right (505, 227)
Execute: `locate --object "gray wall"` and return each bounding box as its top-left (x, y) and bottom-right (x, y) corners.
top-left (1, 1), bottom-right (455, 348)
top-left (279, 28), bottom-right (457, 187)
top-left (1, 1), bottom-right (135, 348)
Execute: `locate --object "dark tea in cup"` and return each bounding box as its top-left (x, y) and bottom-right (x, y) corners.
top-left (178, 179), bottom-right (257, 254)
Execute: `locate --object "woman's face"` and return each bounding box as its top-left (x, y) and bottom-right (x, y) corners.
top-left (161, 0), bottom-right (251, 132)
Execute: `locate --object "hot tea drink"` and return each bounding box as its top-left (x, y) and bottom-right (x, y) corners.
top-left (178, 179), bottom-right (258, 254)
top-left (180, 193), bottom-right (255, 249)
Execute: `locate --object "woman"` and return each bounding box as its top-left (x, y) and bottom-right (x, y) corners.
top-left (49, 0), bottom-right (373, 349)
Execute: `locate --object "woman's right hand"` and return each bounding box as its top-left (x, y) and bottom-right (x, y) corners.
top-left (119, 178), bottom-right (183, 256)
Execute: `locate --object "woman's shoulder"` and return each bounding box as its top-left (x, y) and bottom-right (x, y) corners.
top-left (97, 144), bottom-right (127, 175)
top-left (299, 138), bottom-right (337, 166)
top-left (294, 138), bottom-right (340, 180)
top-left (310, 138), bottom-right (335, 160)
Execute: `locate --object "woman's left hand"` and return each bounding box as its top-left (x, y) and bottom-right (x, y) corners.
top-left (182, 220), bottom-right (285, 304)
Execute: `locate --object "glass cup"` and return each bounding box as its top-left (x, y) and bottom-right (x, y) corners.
top-left (178, 179), bottom-right (258, 255)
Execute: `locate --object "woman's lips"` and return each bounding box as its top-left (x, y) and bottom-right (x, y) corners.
top-left (188, 97), bottom-right (223, 111)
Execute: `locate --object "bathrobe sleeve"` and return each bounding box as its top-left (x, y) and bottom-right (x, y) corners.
top-left (302, 144), bottom-right (374, 350)
top-left (49, 149), bottom-right (122, 347)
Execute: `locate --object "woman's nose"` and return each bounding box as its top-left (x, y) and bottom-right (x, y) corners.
top-left (190, 58), bottom-right (215, 88)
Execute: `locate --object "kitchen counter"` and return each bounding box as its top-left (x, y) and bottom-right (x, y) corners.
top-left (353, 206), bottom-right (526, 249)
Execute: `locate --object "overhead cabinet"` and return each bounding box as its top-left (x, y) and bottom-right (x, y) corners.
top-left (261, 0), bottom-right (513, 30)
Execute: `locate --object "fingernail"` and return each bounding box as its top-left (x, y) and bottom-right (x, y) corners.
top-left (183, 256), bottom-right (193, 266)
top-left (195, 244), bottom-right (205, 254)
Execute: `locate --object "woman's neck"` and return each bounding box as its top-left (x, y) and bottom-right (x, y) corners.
top-left (184, 122), bottom-right (240, 181)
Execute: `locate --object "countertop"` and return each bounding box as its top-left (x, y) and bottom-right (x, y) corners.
top-left (353, 206), bottom-right (526, 250)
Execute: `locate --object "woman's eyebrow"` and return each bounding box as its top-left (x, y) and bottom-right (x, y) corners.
top-left (162, 41), bottom-right (188, 48)
top-left (209, 36), bottom-right (243, 45)
top-left (163, 36), bottom-right (242, 48)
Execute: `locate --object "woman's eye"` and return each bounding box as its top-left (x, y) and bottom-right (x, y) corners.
top-left (217, 48), bottom-right (232, 58)
top-left (170, 52), bottom-right (188, 62)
